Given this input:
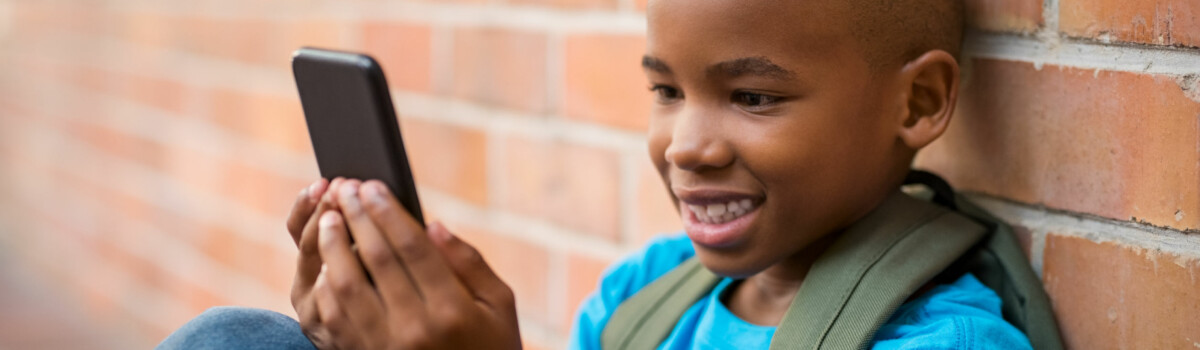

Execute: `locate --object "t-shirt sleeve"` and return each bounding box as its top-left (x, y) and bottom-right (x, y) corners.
top-left (567, 233), bottom-right (695, 350)
top-left (870, 273), bottom-right (1034, 350)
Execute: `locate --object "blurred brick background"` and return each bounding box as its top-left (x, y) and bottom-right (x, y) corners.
top-left (0, 0), bottom-right (1196, 349)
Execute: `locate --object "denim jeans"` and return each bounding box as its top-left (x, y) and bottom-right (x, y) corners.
top-left (157, 307), bottom-right (316, 350)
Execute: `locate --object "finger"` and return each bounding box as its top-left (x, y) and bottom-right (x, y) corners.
top-left (295, 177), bottom-right (345, 291)
top-left (317, 210), bottom-right (388, 336)
top-left (427, 221), bottom-right (514, 308)
top-left (313, 268), bottom-right (363, 350)
top-left (294, 293), bottom-right (322, 339)
top-left (360, 180), bottom-right (471, 306)
top-left (335, 180), bottom-right (432, 313)
top-left (287, 178), bottom-right (329, 245)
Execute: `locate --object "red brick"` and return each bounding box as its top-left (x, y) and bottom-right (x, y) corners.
top-left (176, 17), bottom-right (276, 64)
top-left (452, 27), bottom-right (549, 113)
top-left (221, 158), bottom-right (312, 219)
top-left (965, 0), bottom-right (1043, 32)
top-left (562, 253), bottom-right (615, 332)
top-left (279, 20), bottom-right (345, 54)
top-left (453, 226), bottom-right (552, 323)
top-left (117, 12), bottom-right (176, 49)
top-left (563, 34), bottom-right (650, 131)
top-left (501, 136), bottom-right (622, 240)
top-left (1042, 234), bottom-right (1200, 349)
top-left (1061, 0), bottom-right (1200, 48)
top-left (206, 88), bottom-right (312, 154)
top-left (634, 156), bottom-right (681, 244)
top-left (116, 74), bottom-right (190, 114)
top-left (67, 65), bottom-right (118, 96)
top-left (152, 138), bottom-right (310, 221)
top-left (502, 0), bottom-right (618, 10)
top-left (362, 22), bottom-right (434, 93)
top-left (917, 59), bottom-right (1200, 231)
top-left (12, 2), bottom-right (107, 38)
top-left (64, 122), bottom-right (165, 170)
top-left (400, 119), bottom-right (489, 206)
top-left (199, 227), bottom-right (297, 294)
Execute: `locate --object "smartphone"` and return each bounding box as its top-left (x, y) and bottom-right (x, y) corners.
top-left (292, 47), bottom-right (425, 226)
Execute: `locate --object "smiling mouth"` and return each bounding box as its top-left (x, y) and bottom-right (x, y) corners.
top-left (686, 199), bottom-right (759, 224)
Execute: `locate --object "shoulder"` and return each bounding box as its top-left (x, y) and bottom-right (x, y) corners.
top-left (871, 273), bottom-right (1033, 350)
top-left (568, 233), bottom-right (695, 350)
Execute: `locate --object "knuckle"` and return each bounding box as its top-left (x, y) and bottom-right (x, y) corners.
top-left (329, 276), bottom-right (360, 299)
top-left (400, 324), bottom-right (434, 349)
top-left (456, 244), bottom-right (485, 266)
top-left (318, 232), bottom-right (340, 251)
top-left (394, 235), bottom-right (430, 260)
top-left (290, 288), bottom-right (306, 307)
top-left (432, 307), bottom-right (470, 329)
top-left (360, 244), bottom-right (396, 268)
top-left (491, 285), bottom-right (517, 306)
top-left (299, 236), bottom-right (321, 255)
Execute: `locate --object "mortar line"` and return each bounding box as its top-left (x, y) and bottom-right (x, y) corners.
top-left (966, 193), bottom-right (1200, 260)
top-left (0, 70), bottom-right (318, 180)
top-left (114, 0), bottom-right (647, 35)
top-left (0, 101), bottom-right (291, 249)
top-left (14, 35), bottom-right (649, 154)
top-left (965, 31), bottom-right (1200, 76)
top-left (1, 134), bottom-right (286, 318)
top-left (1042, 0), bottom-right (1061, 34)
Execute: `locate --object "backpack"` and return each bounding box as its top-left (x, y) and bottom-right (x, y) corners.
top-left (600, 170), bottom-right (1064, 350)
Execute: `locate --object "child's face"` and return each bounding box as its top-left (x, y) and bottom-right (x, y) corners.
top-left (645, 0), bottom-right (910, 277)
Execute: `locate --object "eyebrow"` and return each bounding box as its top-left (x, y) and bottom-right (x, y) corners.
top-left (709, 56), bottom-right (796, 81)
top-left (641, 55), bottom-right (797, 81)
top-left (641, 55), bottom-right (672, 74)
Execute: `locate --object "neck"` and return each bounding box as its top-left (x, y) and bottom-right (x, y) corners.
top-left (725, 232), bottom-right (840, 326)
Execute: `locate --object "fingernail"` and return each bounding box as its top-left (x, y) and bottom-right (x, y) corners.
top-left (429, 221), bottom-right (453, 243)
top-left (339, 182), bottom-right (360, 209)
top-left (323, 179), bottom-right (338, 201)
top-left (374, 182), bottom-right (390, 197)
top-left (319, 211), bottom-right (339, 228)
top-left (362, 181), bottom-right (380, 199)
top-left (308, 179), bottom-right (326, 201)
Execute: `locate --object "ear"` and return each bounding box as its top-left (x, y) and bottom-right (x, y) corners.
top-left (895, 50), bottom-right (960, 150)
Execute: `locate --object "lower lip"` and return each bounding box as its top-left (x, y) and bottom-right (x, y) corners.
top-left (681, 204), bottom-right (760, 249)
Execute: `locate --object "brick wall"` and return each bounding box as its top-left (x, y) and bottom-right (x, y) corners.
top-left (0, 0), bottom-right (1195, 349)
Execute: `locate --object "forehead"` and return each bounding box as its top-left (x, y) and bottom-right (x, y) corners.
top-left (645, 0), bottom-right (858, 74)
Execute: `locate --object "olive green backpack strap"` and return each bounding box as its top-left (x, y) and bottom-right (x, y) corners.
top-left (905, 170), bottom-right (1063, 349)
top-left (769, 192), bottom-right (988, 350)
top-left (950, 195), bottom-right (1064, 350)
top-left (600, 257), bottom-right (720, 350)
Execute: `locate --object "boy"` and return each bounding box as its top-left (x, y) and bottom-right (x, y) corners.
top-left (160, 0), bottom-right (1045, 348)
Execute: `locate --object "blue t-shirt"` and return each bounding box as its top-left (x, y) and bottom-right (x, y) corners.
top-left (569, 233), bottom-right (1032, 350)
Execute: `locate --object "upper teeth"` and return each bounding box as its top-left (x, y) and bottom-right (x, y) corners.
top-left (688, 199), bottom-right (756, 225)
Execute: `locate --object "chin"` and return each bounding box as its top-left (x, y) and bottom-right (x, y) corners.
top-left (691, 246), bottom-right (773, 279)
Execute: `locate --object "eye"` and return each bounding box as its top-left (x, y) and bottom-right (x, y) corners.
top-left (649, 85), bottom-right (682, 104)
top-left (732, 91), bottom-right (785, 112)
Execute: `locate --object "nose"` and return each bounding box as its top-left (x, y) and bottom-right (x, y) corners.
top-left (663, 106), bottom-right (734, 172)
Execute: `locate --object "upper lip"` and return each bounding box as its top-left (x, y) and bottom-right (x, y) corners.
top-left (672, 187), bottom-right (764, 206)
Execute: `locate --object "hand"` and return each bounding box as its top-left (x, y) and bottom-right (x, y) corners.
top-left (310, 179), bottom-right (521, 350)
top-left (285, 177), bottom-right (344, 349)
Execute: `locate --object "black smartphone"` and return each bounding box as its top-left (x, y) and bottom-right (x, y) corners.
top-left (292, 47), bottom-right (425, 226)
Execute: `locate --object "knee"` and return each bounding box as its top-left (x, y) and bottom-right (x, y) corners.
top-left (157, 307), bottom-right (314, 350)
